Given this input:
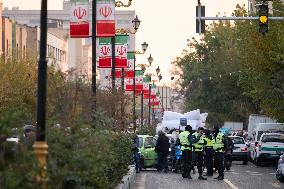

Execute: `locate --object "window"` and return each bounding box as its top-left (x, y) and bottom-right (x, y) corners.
top-left (262, 135), bottom-right (284, 143)
top-left (144, 137), bottom-right (155, 148)
top-left (230, 137), bottom-right (245, 144)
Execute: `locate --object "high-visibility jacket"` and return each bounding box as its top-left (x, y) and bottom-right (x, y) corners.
top-left (179, 131), bottom-right (191, 151)
top-left (204, 136), bottom-right (213, 147)
top-left (193, 132), bottom-right (206, 152)
top-left (213, 132), bottom-right (225, 152)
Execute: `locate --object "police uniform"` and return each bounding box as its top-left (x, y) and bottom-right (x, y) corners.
top-left (179, 130), bottom-right (193, 178)
top-left (204, 134), bottom-right (214, 176)
top-left (192, 132), bottom-right (207, 179)
top-left (213, 132), bottom-right (225, 179)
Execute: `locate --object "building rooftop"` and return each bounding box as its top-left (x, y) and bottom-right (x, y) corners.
top-left (48, 28), bottom-right (69, 40)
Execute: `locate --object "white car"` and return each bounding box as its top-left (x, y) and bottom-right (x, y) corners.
top-left (254, 133), bottom-right (284, 166)
top-left (276, 153), bottom-right (284, 182)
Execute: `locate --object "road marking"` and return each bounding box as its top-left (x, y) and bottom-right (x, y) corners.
top-left (271, 182), bottom-right (281, 188)
top-left (136, 173), bottom-right (146, 189)
top-left (224, 179), bottom-right (239, 189)
top-left (250, 173), bottom-right (263, 176)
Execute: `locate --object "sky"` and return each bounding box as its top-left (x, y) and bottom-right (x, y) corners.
top-left (3, 0), bottom-right (249, 84)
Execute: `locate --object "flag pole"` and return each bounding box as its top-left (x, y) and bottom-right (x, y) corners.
top-left (92, 0), bottom-right (97, 128)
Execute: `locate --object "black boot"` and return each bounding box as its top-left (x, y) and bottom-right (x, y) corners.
top-left (198, 174), bottom-right (207, 180)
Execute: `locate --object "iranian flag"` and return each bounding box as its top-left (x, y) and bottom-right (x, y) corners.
top-left (98, 37), bottom-right (112, 68)
top-left (125, 78), bottom-right (134, 91)
top-left (70, 0), bottom-right (90, 38)
top-left (125, 52), bottom-right (135, 78)
top-left (97, 0), bottom-right (115, 37)
top-left (143, 77), bottom-right (150, 94)
top-left (115, 35), bottom-right (128, 68)
top-left (143, 84), bottom-right (157, 99)
top-left (135, 70), bottom-right (144, 91)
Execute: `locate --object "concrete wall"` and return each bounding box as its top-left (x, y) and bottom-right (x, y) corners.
top-left (2, 17), bottom-right (12, 58)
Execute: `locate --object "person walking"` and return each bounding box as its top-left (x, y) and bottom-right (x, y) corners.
top-left (213, 126), bottom-right (227, 180)
top-left (179, 125), bottom-right (195, 179)
top-left (133, 134), bottom-right (141, 173)
top-left (204, 129), bottom-right (214, 176)
top-left (155, 131), bottom-right (170, 173)
top-left (192, 127), bottom-right (207, 180)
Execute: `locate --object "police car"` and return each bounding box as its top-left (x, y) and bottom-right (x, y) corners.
top-left (254, 133), bottom-right (284, 166)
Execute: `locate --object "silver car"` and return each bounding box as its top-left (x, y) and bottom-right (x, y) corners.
top-left (229, 136), bottom-right (249, 165)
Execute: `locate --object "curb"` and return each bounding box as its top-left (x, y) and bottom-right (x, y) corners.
top-left (115, 165), bottom-right (136, 189)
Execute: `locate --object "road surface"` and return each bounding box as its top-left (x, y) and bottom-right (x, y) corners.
top-left (131, 162), bottom-right (284, 189)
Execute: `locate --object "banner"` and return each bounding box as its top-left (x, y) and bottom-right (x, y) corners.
top-left (97, 0), bottom-right (115, 37)
top-left (125, 52), bottom-right (135, 78)
top-left (98, 37), bottom-right (112, 68)
top-left (115, 35), bottom-right (128, 68)
top-left (144, 84), bottom-right (157, 99)
top-left (143, 77), bottom-right (150, 94)
top-left (125, 78), bottom-right (134, 91)
top-left (135, 70), bottom-right (144, 91)
top-left (70, 0), bottom-right (89, 38)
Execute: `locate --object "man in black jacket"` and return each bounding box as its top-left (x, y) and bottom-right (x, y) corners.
top-left (155, 131), bottom-right (170, 173)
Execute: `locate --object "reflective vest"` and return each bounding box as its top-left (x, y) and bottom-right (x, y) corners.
top-left (193, 132), bottom-right (205, 152)
top-left (213, 132), bottom-right (225, 152)
top-left (204, 137), bottom-right (213, 147)
top-left (179, 131), bottom-right (191, 150)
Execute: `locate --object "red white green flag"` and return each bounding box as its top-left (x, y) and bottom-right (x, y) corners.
top-left (135, 70), bottom-right (144, 91)
top-left (143, 77), bottom-right (150, 94)
top-left (125, 52), bottom-right (135, 78)
top-left (125, 78), bottom-right (134, 91)
top-left (144, 84), bottom-right (157, 99)
top-left (70, 0), bottom-right (90, 38)
top-left (115, 35), bottom-right (128, 68)
top-left (98, 37), bottom-right (112, 68)
top-left (97, 0), bottom-right (115, 37)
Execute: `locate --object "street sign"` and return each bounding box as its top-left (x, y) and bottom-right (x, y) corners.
top-left (180, 118), bottom-right (187, 126)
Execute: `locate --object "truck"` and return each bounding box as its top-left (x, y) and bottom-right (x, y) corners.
top-left (223, 122), bottom-right (243, 131)
top-left (247, 114), bottom-right (277, 138)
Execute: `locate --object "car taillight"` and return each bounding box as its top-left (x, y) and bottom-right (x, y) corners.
top-left (241, 147), bottom-right (248, 151)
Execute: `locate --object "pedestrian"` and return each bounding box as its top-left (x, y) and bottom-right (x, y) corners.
top-left (192, 127), bottom-right (207, 180)
top-left (213, 126), bottom-right (227, 180)
top-left (204, 129), bottom-right (214, 176)
top-left (179, 125), bottom-right (195, 179)
top-left (155, 130), bottom-right (170, 173)
top-left (133, 134), bottom-right (141, 173)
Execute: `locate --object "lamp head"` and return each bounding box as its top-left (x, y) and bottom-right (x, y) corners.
top-left (141, 42), bottom-right (148, 52)
top-left (156, 66), bottom-right (160, 75)
top-left (148, 54), bottom-right (153, 66)
top-left (132, 15), bottom-right (141, 31)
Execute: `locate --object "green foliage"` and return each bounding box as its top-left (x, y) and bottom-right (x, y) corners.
top-left (0, 57), bottom-right (134, 189)
top-left (172, 2), bottom-right (284, 126)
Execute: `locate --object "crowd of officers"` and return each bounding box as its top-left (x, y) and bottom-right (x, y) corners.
top-left (178, 125), bottom-right (228, 180)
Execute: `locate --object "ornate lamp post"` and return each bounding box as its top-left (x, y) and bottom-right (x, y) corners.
top-left (33, 0), bottom-right (48, 187)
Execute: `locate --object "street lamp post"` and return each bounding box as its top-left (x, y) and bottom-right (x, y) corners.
top-left (141, 90), bottom-right (144, 128)
top-left (92, 0), bottom-right (97, 128)
top-left (148, 83), bottom-right (152, 127)
top-left (133, 43), bottom-right (148, 131)
top-left (33, 0), bottom-right (48, 187)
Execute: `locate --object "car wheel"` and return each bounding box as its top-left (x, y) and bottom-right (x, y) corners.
top-left (255, 158), bottom-right (261, 166)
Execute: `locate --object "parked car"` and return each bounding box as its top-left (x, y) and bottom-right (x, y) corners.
top-left (138, 135), bottom-right (158, 169)
top-left (254, 133), bottom-right (284, 166)
top-left (276, 152), bottom-right (284, 182)
top-left (229, 136), bottom-right (249, 165)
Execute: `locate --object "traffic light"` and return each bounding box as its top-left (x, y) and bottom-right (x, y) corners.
top-left (259, 4), bottom-right (268, 34)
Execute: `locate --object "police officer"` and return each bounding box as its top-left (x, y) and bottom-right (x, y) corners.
top-left (179, 125), bottom-right (194, 179)
top-left (204, 129), bottom-right (214, 176)
top-left (192, 127), bottom-right (207, 180)
top-left (213, 126), bottom-right (227, 180)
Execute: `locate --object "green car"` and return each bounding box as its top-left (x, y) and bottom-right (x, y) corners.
top-left (138, 135), bottom-right (158, 169)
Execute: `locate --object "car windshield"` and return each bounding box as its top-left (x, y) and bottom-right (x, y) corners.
top-left (138, 137), bottom-right (143, 148)
top-left (230, 137), bottom-right (245, 144)
top-left (145, 137), bottom-right (155, 148)
top-left (261, 135), bottom-right (284, 143)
